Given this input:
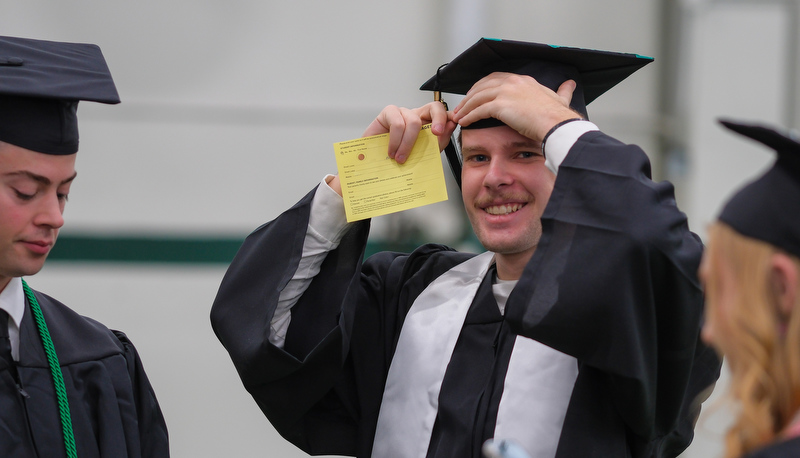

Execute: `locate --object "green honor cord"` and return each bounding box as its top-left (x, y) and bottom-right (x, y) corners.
top-left (21, 279), bottom-right (77, 458)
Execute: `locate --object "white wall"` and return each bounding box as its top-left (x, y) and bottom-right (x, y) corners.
top-left (681, 0), bottom-right (795, 234)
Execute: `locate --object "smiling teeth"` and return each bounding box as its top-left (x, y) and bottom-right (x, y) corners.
top-left (485, 203), bottom-right (523, 215)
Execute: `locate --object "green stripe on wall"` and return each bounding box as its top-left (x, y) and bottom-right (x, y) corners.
top-left (47, 234), bottom-right (422, 264)
top-left (48, 235), bottom-right (247, 264)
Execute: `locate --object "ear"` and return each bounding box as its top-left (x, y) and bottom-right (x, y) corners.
top-left (770, 253), bottom-right (799, 319)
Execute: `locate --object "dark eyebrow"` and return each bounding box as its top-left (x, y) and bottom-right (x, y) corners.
top-left (4, 170), bottom-right (78, 186)
top-left (509, 140), bottom-right (542, 151)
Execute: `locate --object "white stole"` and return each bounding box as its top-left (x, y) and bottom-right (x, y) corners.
top-left (371, 251), bottom-right (578, 457)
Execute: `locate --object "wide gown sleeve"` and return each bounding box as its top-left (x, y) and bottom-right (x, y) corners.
top-left (505, 131), bottom-right (721, 455)
top-left (211, 185), bottom-right (470, 456)
top-left (210, 187), bottom-right (372, 454)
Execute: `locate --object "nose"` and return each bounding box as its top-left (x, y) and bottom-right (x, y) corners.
top-left (483, 157), bottom-right (513, 189)
top-left (33, 194), bottom-right (65, 229)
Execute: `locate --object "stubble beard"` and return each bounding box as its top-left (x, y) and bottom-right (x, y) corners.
top-left (469, 215), bottom-right (543, 256)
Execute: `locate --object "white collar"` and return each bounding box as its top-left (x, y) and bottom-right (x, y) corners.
top-left (492, 277), bottom-right (518, 316)
top-left (0, 277), bottom-right (25, 329)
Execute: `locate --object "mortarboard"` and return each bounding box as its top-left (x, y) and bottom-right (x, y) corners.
top-left (0, 35), bottom-right (120, 155)
top-left (717, 119), bottom-right (800, 258)
top-left (418, 38), bottom-right (653, 186)
top-left (420, 38), bottom-right (653, 126)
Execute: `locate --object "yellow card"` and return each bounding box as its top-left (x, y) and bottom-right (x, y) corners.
top-left (334, 124), bottom-right (449, 222)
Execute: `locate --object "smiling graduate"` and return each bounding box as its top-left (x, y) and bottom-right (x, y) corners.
top-left (212, 38), bottom-right (720, 458)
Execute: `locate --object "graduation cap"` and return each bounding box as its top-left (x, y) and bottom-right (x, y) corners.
top-left (717, 119), bottom-right (800, 258)
top-left (0, 35), bottom-right (120, 155)
top-left (420, 38), bottom-right (653, 125)
top-left (418, 38), bottom-right (653, 187)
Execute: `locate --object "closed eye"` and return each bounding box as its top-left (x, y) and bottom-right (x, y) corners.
top-left (14, 189), bottom-right (35, 201)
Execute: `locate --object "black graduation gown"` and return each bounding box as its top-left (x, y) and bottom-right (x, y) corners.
top-left (0, 288), bottom-right (169, 457)
top-left (211, 130), bottom-right (720, 457)
top-left (506, 130), bottom-right (721, 457)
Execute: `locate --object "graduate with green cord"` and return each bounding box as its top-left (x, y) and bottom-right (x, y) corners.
top-left (0, 35), bottom-right (169, 457)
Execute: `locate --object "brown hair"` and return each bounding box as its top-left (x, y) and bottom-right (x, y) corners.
top-left (704, 223), bottom-right (800, 457)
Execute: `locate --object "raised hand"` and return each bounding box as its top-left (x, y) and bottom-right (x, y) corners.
top-left (363, 101), bottom-right (457, 164)
top-left (453, 73), bottom-right (580, 144)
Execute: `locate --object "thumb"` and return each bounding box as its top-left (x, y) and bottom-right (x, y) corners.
top-left (436, 120), bottom-right (458, 151)
top-left (556, 80), bottom-right (576, 106)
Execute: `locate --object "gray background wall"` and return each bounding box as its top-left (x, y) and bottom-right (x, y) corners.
top-left (2, 1), bottom-right (798, 456)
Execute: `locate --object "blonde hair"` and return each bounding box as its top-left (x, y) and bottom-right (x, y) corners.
top-left (704, 223), bottom-right (800, 457)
